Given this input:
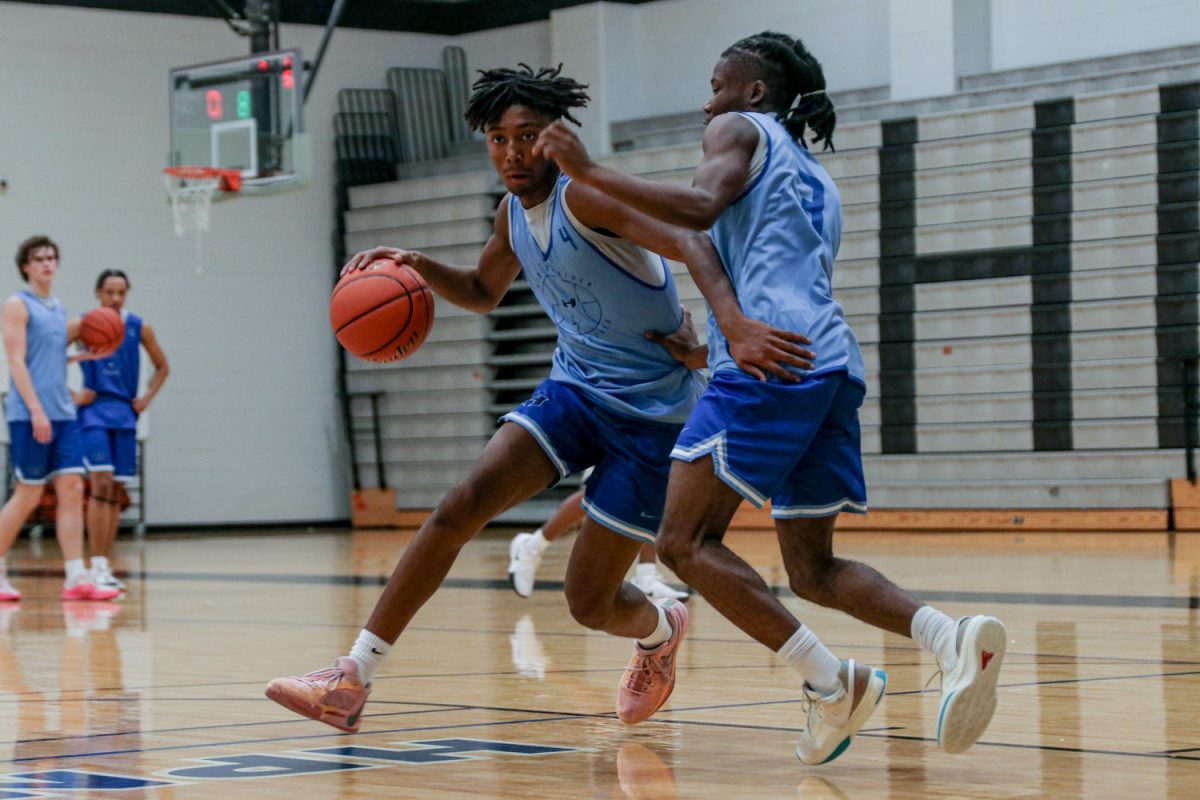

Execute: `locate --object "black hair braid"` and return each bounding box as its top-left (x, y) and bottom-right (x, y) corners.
top-left (724, 31), bottom-right (837, 151)
top-left (463, 63), bottom-right (590, 132)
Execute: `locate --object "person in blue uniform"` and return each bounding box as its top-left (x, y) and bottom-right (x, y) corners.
top-left (77, 269), bottom-right (170, 592)
top-left (266, 64), bottom-right (814, 733)
top-left (536, 31), bottom-right (1008, 763)
top-left (0, 236), bottom-right (118, 603)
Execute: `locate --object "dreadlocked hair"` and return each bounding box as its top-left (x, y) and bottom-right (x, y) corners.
top-left (464, 63), bottom-right (590, 132)
top-left (722, 31), bottom-right (836, 152)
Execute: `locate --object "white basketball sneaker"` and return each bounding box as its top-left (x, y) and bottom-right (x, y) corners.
top-left (508, 532), bottom-right (547, 598)
top-left (632, 570), bottom-right (690, 602)
top-left (937, 615), bottom-right (1007, 754)
top-left (91, 562), bottom-right (126, 592)
top-left (796, 659), bottom-right (887, 765)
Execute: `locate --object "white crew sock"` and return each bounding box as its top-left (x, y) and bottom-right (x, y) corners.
top-left (347, 629), bottom-right (391, 684)
top-left (778, 624), bottom-right (842, 696)
top-left (637, 603), bottom-right (672, 649)
top-left (529, 529), bottom-right (549, 550)
top-left (635, 562), bottom-right (657, 584)
top-left (912, 605), bottom-right (958, 671)
top-left (91, 556), bottom-right (110, 573)
top-left (64, 559), bottom-right (88, 587)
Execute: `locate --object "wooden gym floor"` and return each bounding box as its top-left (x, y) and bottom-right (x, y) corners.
top-left (0, 527), bottom-right (1197, 798)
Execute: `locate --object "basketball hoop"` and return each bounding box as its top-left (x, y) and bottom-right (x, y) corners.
top-left (162, 166), bottom-right (242, 238)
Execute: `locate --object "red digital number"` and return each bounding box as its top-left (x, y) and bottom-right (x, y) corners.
top-left (206, 90), bottom-right (223, 120)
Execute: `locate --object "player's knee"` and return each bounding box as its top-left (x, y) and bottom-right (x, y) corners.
top-left (56, 475), bottom-right (85, 504)
top-left (426, 484), bottom-right (491, 545)
top-left (564, 586), bottom-right (613, 631)
top-left (787, 556), bottom-right (837, 607)
top-left (90, 473), bottom-right (114, 496)
top-left (655, 526), bottom-right (698, 576)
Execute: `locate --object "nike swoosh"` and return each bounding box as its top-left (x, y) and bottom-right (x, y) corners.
top-left (370, 648), bottom-right (384, 655)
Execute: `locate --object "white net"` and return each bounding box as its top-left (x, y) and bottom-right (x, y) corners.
top-left (163, 173), bottom-right (222, 238)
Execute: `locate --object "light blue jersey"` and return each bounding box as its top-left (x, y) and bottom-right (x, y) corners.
top-left (5, 291), bottom-right (75, 422)
top-left (80, 311), bottom-right (142, 430)
top-left (707, 111), bottom-right (864, 386)
top-left (507, 175), bottom-right (704, 424)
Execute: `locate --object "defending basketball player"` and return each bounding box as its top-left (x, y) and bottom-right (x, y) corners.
top-left (75, 269), bottom-right (170, 592)
top-left (536, 32), bottom-right (1008, 762)
top-left (266, 64), bottom-right (813, 732)
top-left (0, 236), bottom-right (120, 603)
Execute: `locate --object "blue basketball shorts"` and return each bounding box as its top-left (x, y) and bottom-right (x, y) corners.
top-left (8, 420), bottom-right (85, 485)
top-left (501, 379), bottom-right (683, 543)
top-left (671, 369), bottom-right (868, 518)
top-left (82, 427), bottom-right (138, 482)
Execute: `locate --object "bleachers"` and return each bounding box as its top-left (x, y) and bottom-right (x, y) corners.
top-left (338, 55), bottom-right (1199, 526)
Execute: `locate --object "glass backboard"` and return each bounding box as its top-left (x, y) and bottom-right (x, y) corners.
top-left (169, 49), bottom-right (310, 194)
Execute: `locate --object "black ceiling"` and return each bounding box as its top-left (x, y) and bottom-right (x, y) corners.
top-left (9, 0), bottom-right (661, 35)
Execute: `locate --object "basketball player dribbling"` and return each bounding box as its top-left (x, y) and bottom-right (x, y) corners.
top-left (536, 32), bottom-right (1008, 763)
top-left (0, 236), bottom-right (119, 603)
top-left (266, 64), bottom-right (814, 732)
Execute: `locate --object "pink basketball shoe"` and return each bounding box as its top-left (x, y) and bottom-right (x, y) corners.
top-left (265, 657), bottom-right (371, 732)
top-left (61, 582), bottom-right (120, 601)
top-left (617, 599), bottom-right (689, 724)
top-left (0, 577), bottom-right (20, 602)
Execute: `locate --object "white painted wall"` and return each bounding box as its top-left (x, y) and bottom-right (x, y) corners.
top-left (890, 0), bottom-right (956, 101)
top-left (632, 0), bottom-right (892, 117)
top-left (551, 2), bottom-right (644, 153)
top-left (457, 20), bottom-right (551, 76)
top-left (991, 0), bottom-right (1200, 70)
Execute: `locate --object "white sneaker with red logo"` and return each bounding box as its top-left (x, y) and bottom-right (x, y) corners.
top-left (937, 615), bottom-right (1007, 754)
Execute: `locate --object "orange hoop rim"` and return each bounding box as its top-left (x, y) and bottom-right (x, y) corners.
top-left (163, 166), bottom-right (242, 192)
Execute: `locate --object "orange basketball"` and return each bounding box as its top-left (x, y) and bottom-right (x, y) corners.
top-left (79, 307), bottom-right (124, 354)
top-left (330, 259), bottom-right (435, 363)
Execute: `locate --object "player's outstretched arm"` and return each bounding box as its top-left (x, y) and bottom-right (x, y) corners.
top-left (566, 182), bottom-right (814, 382)
top-left (341, 199), bottom-right (522, 314)
top-left (536, 114), bottom-right (757, 230)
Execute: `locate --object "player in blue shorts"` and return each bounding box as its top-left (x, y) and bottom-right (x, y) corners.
top-left (537, 32), bottom-right (1008, 762)
top-left (0, 236), bottom-right (119, 603)
top-left (266, 64), bottom-right (813, 732)
top-left (77, 269), bottom-right (170, 592)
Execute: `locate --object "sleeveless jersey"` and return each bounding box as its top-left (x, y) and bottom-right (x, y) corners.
top-left (80, 311), bottom-right (142, 430)
top-left (507, 175), bottom-right (704, 423)
top-left (707, 111), bottom-right (865, 386)
top-left (5, 291), bottom-right (75, 422)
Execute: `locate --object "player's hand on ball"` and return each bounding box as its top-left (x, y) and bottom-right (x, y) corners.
top-left (68, 347), bottom-right (110, 364)
top-left (342, 247), bottom-right (417, 276)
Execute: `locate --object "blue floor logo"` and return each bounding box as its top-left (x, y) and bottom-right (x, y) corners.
top-left (0, 738), bottom-right (581, 798)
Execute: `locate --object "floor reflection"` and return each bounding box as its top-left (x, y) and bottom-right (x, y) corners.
top-left (2, 595), bottom-right (140, 771)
